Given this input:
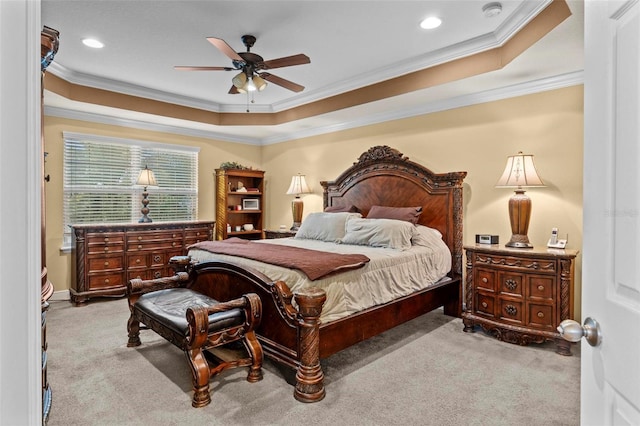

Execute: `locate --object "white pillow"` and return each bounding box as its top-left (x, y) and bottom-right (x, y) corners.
top-left (294, 212), bottom-right (362, 242)
top-left (411, 225), bottom-right (444, 248)
top-left (340, 218), bottom-right (414, 250)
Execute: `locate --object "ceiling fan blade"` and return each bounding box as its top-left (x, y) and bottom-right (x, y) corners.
top-left (174, 66), bottom-right (235, 71)
top-left (261, 54), bottom-right (310, 70)
top-left (228, 85), bottom-right (240, 94)
top-left (207, 37), bottom-right (244, 62)
top-left (260, 72), bottom-right (305, 92)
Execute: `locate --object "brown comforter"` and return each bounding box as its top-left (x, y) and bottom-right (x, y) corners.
top-left (188, 238), bottom-right (370, 280)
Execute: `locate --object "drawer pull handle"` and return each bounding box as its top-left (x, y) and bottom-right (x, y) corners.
top-left (104, 237), bottom-right (109, 242)
top-left (172, 242), bottom-right (176, 247)
top-left (505, 305), bottom-right (518, 316)
top-left (104, 247), bottom-right (109, 252)
top-left (153, 255), bottom-right (161, 263)
top-left (481, 302), bottom-right (488, 308)
top-left (196, 232), bottom-right (201, 236)
top-left (172, 234), bottom-right (177, 238)
top-left (138, 236), bottom-right (142, 241)
top-left (481, 277), bottom-right (488, 283)
top-left (538, 285), bottom-right (545, 291)
top-left (504, 279), bottom-right (518, 291)
top-left (104, 278), bottom-right (110, 284)
top-left (135, 259), bottom-right (141, 264)
top-left (537, 312), bottom-right (544, 318)
top-left (104, 261), bottom-right (109, 267)
top-left (138, 245), bottom-right (142, 249)
top-left (154, 271), bottom-right (162, 279)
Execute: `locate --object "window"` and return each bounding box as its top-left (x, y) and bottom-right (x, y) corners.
top-left (63, 132), bottom-right (199, 241)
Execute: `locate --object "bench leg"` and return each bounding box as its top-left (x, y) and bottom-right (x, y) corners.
top-left (127, 315), bottom-right (141, 347)
top-left (186, 348), bottom-right (211, 408)
top-left (244, 330), bottom-right (264, 383)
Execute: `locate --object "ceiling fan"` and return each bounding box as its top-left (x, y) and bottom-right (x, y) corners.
top-left (175, 34), bottom-right (310, 94)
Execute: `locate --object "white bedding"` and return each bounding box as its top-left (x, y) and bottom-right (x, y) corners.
top-left (188, 234), bottom-right (452, 324)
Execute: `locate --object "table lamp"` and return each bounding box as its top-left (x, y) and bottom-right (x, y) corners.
top-left (495, 152), bottom-right (544, 248)
top-left (286, 174), bottom-right (311, 231)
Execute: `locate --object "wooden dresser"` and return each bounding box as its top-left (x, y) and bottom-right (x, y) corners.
top-left (462, 245), bottom-right (578, 355)
top-left (71, 221), bottom-right (214, 305)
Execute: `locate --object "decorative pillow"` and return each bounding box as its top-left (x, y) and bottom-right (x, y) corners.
top-left (367, 205), bottom-right (423, 225)
top-left (324, 204), bottom-right (360, 213)
top-left (294, 212), bottom-right (361, 242)
top-left (340, 218), bottom-right (414, 251)
top-left (411, 225), bottom-right (444, 247)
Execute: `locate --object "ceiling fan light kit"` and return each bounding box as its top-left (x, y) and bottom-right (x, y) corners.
top-left (176, 34), bottom-right (309, 96)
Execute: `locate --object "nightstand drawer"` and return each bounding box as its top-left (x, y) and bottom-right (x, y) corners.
top-left (498, 298), bottom-right (524, 324)
top-left (527, 303), bottom-right (554, 329)
top-left (499, 272), bottom-right (523, 297)
top-left (475, 269), bottom-right (496, 291)
top-left (527, 276), bottom-right (554, 300)
top-left (475, 292), bottom-right (496, 317)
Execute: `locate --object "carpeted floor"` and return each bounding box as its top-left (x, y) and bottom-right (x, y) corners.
top-left (46, 298), bottom-right (580, 425)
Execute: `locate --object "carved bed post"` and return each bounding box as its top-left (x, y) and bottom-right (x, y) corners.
top-left (293, 287), bottom-right (327, 403)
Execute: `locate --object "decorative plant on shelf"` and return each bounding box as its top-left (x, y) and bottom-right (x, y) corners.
top-left (219, 161), bottom-right (252, 170)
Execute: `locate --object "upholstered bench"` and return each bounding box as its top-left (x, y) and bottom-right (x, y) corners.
top-left (126, 271), bottom-right (263, 408)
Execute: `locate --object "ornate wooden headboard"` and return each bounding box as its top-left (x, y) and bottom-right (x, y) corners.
top-left (320, 146), bottom-right (467, 275)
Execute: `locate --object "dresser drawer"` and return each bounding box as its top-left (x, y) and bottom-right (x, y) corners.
top-left (128, 267), bottom-right (167, 281)
top-left (88, 255), bottom-right (124, 272)
top-left (184, 227), bottom-right (210, 246)
top-left (88, 272), bottom-right (124, 290)
top-left (128, 230), bottom-right (183, 244)
top-left (127, 240), bottom-right (181, 252)
top-left (86, 232), bottom-right (125, 246)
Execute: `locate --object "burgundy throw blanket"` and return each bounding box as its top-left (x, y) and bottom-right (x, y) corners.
top-left (188, 238), bottom-right (370, 281)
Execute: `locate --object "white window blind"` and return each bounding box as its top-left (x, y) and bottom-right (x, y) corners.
top-left (63, 132), bottom-right (199, 233)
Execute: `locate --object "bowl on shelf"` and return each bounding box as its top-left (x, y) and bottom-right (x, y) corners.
top-left (243, 224), bottom-right (254, 231)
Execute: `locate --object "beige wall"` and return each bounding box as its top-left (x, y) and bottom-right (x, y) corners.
top-left (43, 116), bottom-right (261, 294)
top-left (44, 85), bottom-right (583, 317)
top-left (263, 85), bottom-right (583, 317)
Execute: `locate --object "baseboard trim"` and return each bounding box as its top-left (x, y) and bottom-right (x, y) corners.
top-left (50, 289), bottom-right (70, 301)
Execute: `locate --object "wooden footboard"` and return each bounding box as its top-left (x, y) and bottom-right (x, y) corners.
top-left (172, 259), bottom-right (461, 403)
top-left (182, 260), bottom-right (328, 402)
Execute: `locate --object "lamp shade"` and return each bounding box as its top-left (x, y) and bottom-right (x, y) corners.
top-left (136, 166), bottom-right (158, 187)
top-left (286, 174), bottom-right (311, 196)
top-left (495, 152), bottom-right (544, 188)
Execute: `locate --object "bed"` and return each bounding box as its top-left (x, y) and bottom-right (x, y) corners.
top-left (183, 146), bottom-right (466, 402)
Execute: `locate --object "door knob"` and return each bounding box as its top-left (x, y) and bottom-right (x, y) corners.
top-left (557, 317), bottom-right (602, 347)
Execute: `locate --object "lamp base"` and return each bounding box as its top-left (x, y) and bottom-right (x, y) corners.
top-left (138, 215), bottom-right (152, 223)
top-left (290, 197), bottom-right (303, 232)
top-left (506, 190), bottom-right (533, 249)
top-left (505, 237), bottom-right (533, 248)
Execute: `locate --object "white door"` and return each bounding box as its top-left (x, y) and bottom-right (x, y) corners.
top-left (581, 0), bottom-right (640, 424)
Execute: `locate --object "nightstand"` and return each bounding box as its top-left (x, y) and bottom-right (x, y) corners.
top-left (264, 229), bottom-right (297, 239)
top-left (462, 244), bottom-right (578, 355)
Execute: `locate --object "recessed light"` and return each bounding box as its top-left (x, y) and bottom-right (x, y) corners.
top-left (420, 16), bottom-right (442, 30)
top-left (82, 38), bottom-right (104, 49)
top-left (482, 2), bottom-right (502, 18)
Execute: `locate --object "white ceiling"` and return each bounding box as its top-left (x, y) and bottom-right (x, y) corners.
top-left (42, 0), bottom-right (584, 145)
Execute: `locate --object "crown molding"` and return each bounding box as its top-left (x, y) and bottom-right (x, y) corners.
top-left (45, 70), bottom-right (582, 146)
